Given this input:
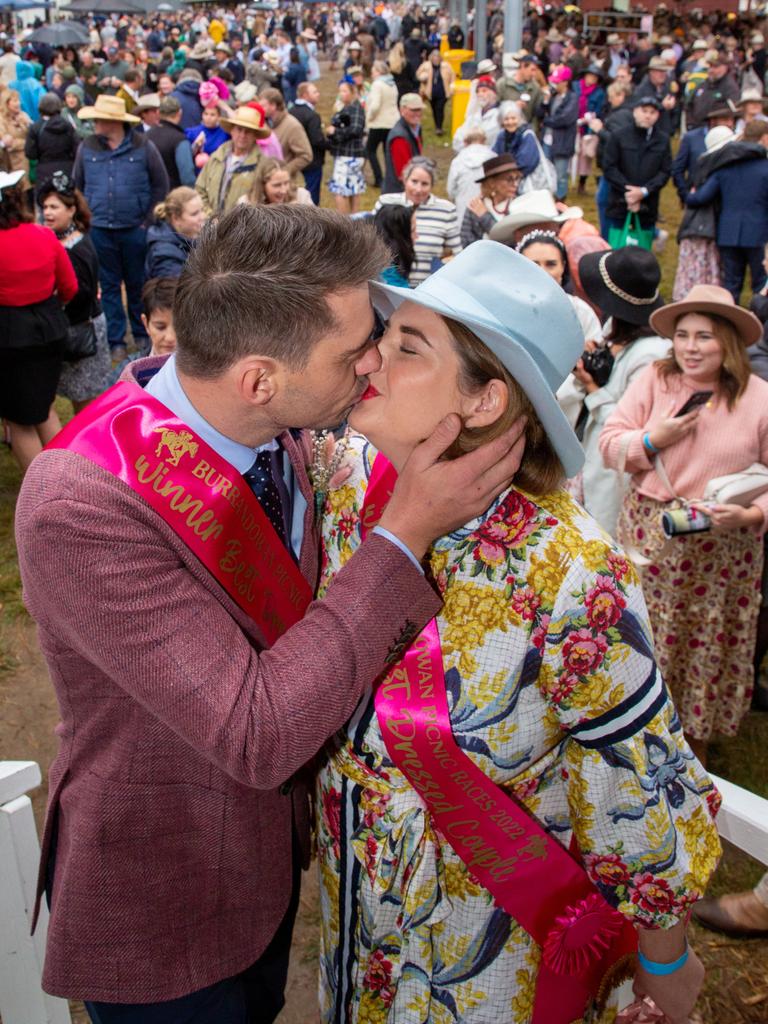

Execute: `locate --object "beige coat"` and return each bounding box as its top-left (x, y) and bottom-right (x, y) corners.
top-left (271, 110), bottom-right (313, 179)
top-left (365, 74), bottom-right (399, 130)
top-left (195, 140), bottom-right (263, 215)
top-left (0, 101), bottom-right (31, 187)
top-left (416, 60), bottom-right (455, 101)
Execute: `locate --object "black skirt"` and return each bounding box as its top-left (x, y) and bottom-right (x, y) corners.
top-left (0, 298), bottom-right (67, 425)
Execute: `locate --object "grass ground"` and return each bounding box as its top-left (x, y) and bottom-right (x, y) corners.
top-left (0, 68), bottom-right (766, 1022)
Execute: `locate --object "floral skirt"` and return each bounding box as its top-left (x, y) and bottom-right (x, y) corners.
top-left (672, 238), bottom-right (720, 301)
top-left (328, 156), bottom-right (366, 197)
top-left (618, 488), bottom-right (762, 740)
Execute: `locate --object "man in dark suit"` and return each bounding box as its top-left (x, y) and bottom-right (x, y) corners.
top-left (671, 102), bottom-right (736, 202)
top-left (290, 81), bottom-right (326, 205)
top-left (686, 122), bottom-right (768, 300)
top-left (602, 96), bottom-right (672, 236)
top-left (15, 205), bottom-right (522, 1024)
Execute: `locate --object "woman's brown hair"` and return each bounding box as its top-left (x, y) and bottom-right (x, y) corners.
top-left (443, 316), bottom-right (564, 495)
top-left (154, 185), bottom-right (198, 223)
top-left (656, 312), bottom-right (752, 411)
top-left (245, 158), bottom-right (297, 206)
top-left (36, 181), bottom-right (91, 232)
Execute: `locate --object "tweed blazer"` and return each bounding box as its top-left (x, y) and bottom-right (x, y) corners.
top-left (15, 378), bottom-right (441, 1004)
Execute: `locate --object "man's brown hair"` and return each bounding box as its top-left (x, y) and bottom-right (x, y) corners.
top-left (259, 87), bottom-right (285, 111)
top-left (174, 205), bottom-right (388, 378)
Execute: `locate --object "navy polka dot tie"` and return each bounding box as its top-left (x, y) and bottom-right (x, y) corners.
top-left (243, 449), bottom-right (287, 545)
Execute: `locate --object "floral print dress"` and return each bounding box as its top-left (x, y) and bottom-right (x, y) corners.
top-left (316, 436), bottom-right (721, 1024)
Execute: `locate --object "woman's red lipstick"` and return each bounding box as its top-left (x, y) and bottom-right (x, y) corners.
top-left (360, 384), bottom-right (380, 400)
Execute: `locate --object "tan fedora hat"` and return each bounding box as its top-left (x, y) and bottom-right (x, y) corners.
top-left (78, 94), bottom-right (140, 124)
top-left (219, 104), bottom-right (271, 138)
top-left (650, 284), bottom-right (762, 346)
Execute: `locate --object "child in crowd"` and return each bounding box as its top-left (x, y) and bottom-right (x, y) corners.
top-left (110, 277), bottom-right (177, 386)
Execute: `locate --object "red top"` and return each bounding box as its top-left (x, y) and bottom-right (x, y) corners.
top-left (390, 134), bottom-right (423, 184)
top-left (0, 223), bottom-right (79, 307)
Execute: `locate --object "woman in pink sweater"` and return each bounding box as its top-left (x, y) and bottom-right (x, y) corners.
top-left (600, 285), bottom-right (768, 765)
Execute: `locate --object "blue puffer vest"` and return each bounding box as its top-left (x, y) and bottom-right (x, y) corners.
top-left (81, 129), bottom-right (152, 229)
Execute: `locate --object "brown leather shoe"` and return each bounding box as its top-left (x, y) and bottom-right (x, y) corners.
top-left (693, 891), bottom-right (768, 938)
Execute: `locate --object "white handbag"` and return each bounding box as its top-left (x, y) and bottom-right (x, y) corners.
top-left (703, 464), bottom-right (768, 507)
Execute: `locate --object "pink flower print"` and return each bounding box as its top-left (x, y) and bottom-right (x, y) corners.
top-left (585, 576), bottom-right (627, 630)
top-left (606, 551), bottom-right (630, 581)
top-left (511, 585), bottom-right (542, 621)
top-left (550, 671), bottom-right (579, 705)
top-left (585, 852), bottom-right (631, 888)
top-left (562, 628), bottom-right (608, 675)
top-left (532, 614), bottom-right (551, 651)
top-left (363, 949), bottom-right (395, 1007)
top-left (322, 787), bottom-right (342, 859)
top-left (629, 873), bottom-right (677, 916)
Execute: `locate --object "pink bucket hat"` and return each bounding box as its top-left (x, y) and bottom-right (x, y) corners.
top-left (548, 65), bottom-right (573, 84)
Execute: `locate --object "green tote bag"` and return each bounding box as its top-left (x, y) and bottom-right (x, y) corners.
top-left (608, 211), bottom-right (654, 251)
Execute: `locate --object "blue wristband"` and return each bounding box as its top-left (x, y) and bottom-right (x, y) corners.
top-left (637, 944), bottom-right (689, 976)
top-left (643, 432), bottom-right (659, 455)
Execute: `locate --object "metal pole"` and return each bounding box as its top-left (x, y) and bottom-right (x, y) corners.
top-left (449, 0), bottom-right (459, 31)
top-left (458, 0), bottom-right (468, 44)
top-left (474, 0), bottom-right (487, 60)
top-left (503, 0), bottom-right (523, 53)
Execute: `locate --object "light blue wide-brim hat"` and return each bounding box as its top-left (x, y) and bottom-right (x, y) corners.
top-left (368, 239), bottom-right (586, 478)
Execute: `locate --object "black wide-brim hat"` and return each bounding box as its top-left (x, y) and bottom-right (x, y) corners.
top-left (579, 247), bottom-right (664, 326)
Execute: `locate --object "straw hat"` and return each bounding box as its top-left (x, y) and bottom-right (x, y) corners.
top-left (369, 240), bottom-right (585, 477)
top-left (77, 94), bottom-right (140, 123)
top-left (219, 104), bottom-right (271, 138)
top-left (738, 87), bottom-right (768, 111)
top-left (190, 40), bottom-right (213, 60)
top-left (133, 92), bottom-right (160, 114)
top-left (650, 285), bottom-right (762, 346)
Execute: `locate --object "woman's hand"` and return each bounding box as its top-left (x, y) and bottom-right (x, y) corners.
top-left (646, 404), bottom-right (701, 451)
top-left (468, 196), bottom-right (486, 217)
top-left (572, 357), bottom-right (599, 393)
top-left (590, 117), bottom-right (603, 133)
top-left (325, 124), bottom-right (335, 135)
top-left (633, 946), bottom-right (705, 1024)
top-left (691, 503), bottom-right (764, 531)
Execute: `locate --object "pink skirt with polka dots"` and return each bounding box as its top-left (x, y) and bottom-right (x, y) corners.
top-left (618, 487), bottom-right (762, 741)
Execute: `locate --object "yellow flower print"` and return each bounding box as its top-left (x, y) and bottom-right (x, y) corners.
top-left (510, 967), bottom-right (536, 1023)
top-left (527, 547), bottom-right (570, 607)
top-left (442, 583), bottom-right (509, 674)
top-left (430, 549), bottom-right (450, 578)
top-left (326, 482), bottom-right (358, 517)
top-left (443, 859), bottom-right (485, 901)
top-left (537, 489), bottom-right (579, 526)
top-left (569, 672), bottom-right (620, 715)
top-left (581, 538), bottom-right (615, 573)
top-left (681, 806), bottom-right (722, 887)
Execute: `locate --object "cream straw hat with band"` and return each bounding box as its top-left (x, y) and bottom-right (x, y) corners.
top-left (77, 94), bottom-right (141, 124)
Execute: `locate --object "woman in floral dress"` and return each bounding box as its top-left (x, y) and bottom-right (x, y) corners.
top-left (315, 243), bottom-right (720, 1024)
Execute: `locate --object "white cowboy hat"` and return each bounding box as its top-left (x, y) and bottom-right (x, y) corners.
top-left (488, 190), bottom-right (583, 245)
top-left (369, 241), bottom-right (585, 478)
top-left (0, 169), bottom-right (24, 195)
top-left (77, 94), bottom-right (140, 124)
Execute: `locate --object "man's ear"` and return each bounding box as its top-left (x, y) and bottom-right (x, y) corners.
top-left (236, 357), bottom-right (280, 408)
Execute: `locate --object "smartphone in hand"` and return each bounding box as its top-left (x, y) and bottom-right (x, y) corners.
top-left (675, 391), bottom-right (713, 417)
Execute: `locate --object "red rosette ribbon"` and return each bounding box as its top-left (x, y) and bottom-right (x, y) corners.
top-left (542, 892), bottom-right (624, 976)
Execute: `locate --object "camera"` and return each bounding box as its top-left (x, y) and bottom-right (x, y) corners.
top-left (581, 347), bottom-right (614, 388)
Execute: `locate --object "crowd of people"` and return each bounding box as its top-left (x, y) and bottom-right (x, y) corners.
top-left (2, 2), bottom-right (768, 1023)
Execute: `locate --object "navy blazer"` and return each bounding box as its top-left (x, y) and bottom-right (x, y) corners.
top-left (671, 126), bottom-right (706, 200)
top-left (687, 152), bottom-right (768, 247)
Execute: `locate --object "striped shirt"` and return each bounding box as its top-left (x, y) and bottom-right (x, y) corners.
top-left (409, 194), bottom-right (462, 286)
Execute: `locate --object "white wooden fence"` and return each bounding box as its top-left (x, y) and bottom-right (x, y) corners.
top-left (0, 763), bottom-right (766, 1024)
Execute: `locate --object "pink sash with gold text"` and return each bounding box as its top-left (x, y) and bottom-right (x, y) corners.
top-left (47, 382), bottom-right (312, 645)
top-left (361, 454), bottom-right (637, 1024)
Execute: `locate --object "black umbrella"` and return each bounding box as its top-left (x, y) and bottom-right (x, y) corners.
top-left (65, 0), bottom-right (144, 13)
top-left (27, 20), bottom-right (91, 47)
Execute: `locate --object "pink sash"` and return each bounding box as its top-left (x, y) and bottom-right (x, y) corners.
top-left (361, 454), bottom-right (637, 1024)
top-left (47, 381), bottom-right (312, 645)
